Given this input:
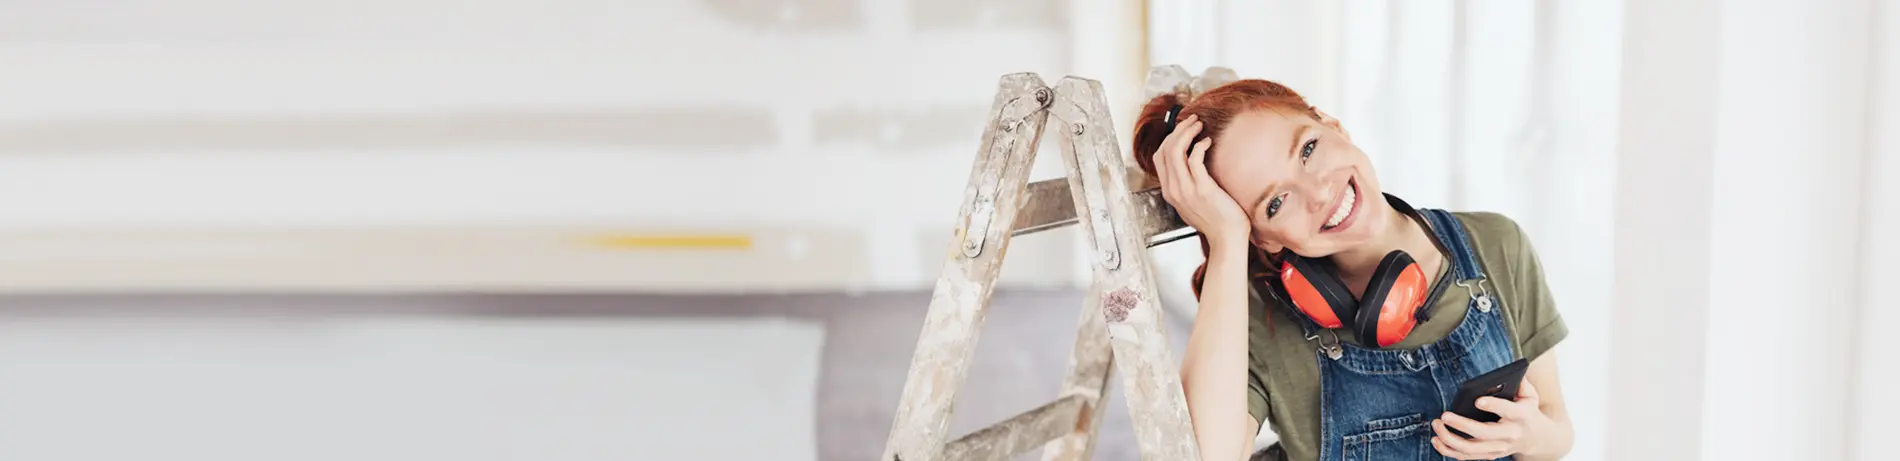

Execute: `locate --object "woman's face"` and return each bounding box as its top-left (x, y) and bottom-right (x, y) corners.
top-left (1206, 108), bottom-right (1391, 258)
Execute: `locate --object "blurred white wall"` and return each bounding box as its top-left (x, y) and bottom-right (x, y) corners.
top-left (1852, 2), bottom-right (1900, 458)
top-left (0, 0), bottom-right (1145, 293)
top-left (1611, 0), bottom-right (1894, 459)
top-left (1696, 0), bottom-right (1873, 459)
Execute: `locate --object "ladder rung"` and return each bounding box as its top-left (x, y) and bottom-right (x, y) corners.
top-left (1011, 167), bottom-right (1193, 246)
top-left (940, 395), bottom-right (1087, 461)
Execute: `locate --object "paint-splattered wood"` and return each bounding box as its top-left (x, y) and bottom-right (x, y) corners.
top-left (879, 72), bottom-right (1053, 461)
top-left (942, 395), bottom-right (1086, 461)
top-left (1050, 76), bottom-right (1202, 460)
top-left (1037, 288), bottom-right (1114, 461)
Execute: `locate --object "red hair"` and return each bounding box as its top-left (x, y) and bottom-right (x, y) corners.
top-left (1130, 79), bottom-right (1321, 300)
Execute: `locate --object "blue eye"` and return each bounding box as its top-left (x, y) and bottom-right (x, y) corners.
top-left (1301, 139), bottom-right (1317, 161)
top-left (1266, 195), bottom-right (1284, 218)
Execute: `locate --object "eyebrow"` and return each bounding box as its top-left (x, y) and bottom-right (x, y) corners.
top-left (1248, 126), bottom-right (1313, 219)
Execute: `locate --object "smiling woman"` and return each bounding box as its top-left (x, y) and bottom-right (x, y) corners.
top-left (1137, 78), bottom-right (1574, 461)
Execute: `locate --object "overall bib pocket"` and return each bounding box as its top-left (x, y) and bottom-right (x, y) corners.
top-left (1340, 413), bottom-right (1432, 461)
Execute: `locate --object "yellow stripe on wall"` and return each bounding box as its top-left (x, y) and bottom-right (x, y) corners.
top-left (586, 235), bottom-right (753, 250)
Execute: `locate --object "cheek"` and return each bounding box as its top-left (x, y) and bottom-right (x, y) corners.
top-left (1253, 218), bottom-right (1312, 250)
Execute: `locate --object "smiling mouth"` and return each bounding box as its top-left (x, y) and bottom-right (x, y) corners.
top-left (1320, 177), bottom-right (1359, 232)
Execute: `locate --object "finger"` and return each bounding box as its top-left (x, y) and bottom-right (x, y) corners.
top-left (1186, 138), bottom-right (1215, 183)
top-left (1152, 144), bottom-right (1179, 196)
top-left (1478, 393), bottom-right (1541, 422)
top-left (1151, 148), bottom-right (1170, 181)
top-left (1432, 421), bottom-right (1511, 458)
top-left (1429, 436), bottom-right (1462, 459)
top-left (1159, 117), bottom-right (1200, 155)
top-left (1518, 377), bottom-right (1541, 401)
top-left (1152, 130), bottom-right (1177, 178)
top-left (1155, 117), bottom-right (1195, 170)
top-left (1434, 419), bottom-right (1513, 452)
top-left (1438, 411), bottom-right (1504, 440)
top-left (1172, 114), bottom-right (1202, 137)
top-left (1162, 119), bottom-right (1202, 162)
top-left (1430, 435), bottom-right (1491, 461)
top-left (1166, 130), bottom-right (1199, 191)
top-left (1181, 116), bottom-right (1204, 139)
top-left (1153, 149), bottom-right (1176, 196)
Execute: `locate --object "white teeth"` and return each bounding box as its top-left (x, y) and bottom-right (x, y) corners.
top-left (1325, 184), bottom-right (1355, 228)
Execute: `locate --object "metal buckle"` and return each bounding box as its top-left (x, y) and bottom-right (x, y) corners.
top-left (1458, 277), bottom-right (1493, 312)
top-left (1316, 330), bottom-right (1343, 360)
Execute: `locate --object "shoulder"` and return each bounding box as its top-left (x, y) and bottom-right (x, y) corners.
top-left (1448, 210), bottom-right (1527, 242)
top-left (1447, 211), bottom-right (1535, 263)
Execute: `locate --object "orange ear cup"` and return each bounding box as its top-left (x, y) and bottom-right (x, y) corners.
top-left (1279, 266), bottom-right (1344, 328)
top-left (1371, 262), bottom-right (1430, 347)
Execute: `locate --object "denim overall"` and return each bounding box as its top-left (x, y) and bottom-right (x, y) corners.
top-left (1282, 208), bottom-right (1518, 461)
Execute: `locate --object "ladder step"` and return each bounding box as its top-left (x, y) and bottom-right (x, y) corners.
top-left (941, 395), bottom-right (1087, 461)
top-left (1011, 167), bottom-right (1193, 246)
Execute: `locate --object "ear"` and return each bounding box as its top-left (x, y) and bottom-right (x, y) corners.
top-left (1316, 109), bottom-right (1351, 142)
top-left (1254, 237), bottom-right (1285, 255)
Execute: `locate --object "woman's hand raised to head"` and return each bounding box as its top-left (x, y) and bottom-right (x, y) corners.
top-left (1152, 114), bottom-right (1251, 252)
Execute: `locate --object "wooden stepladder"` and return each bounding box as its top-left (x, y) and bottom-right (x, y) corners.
top-left (881, 66), bottom-right (1237, 461)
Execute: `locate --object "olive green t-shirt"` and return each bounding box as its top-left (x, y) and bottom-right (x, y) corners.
top-left (1246, 211), bottom-right (1569, 461)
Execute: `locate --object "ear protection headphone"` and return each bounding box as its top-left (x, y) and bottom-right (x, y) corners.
top-left (1260, 196), bottom-right (1434, 348)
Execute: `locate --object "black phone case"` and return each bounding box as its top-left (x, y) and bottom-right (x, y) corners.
top-left (1446, 358), bottom-right (1529, 439)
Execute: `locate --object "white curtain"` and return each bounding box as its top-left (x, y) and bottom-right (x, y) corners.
top-left (1146, 1), bottom-right (1618, 459)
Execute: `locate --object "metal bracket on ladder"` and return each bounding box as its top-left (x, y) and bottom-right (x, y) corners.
top-left (1049, 93), bottom-right (1123, 271)
top-left (880, 66), bottom-right (1235, 461)
top-left (961, 86), bottom-right (1054, 259)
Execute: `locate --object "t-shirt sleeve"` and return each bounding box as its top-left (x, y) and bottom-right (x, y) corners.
top-left (1245, 290), bottom-right (1274, 433)
top-left (1500, 216), bottom-right (1569, 361)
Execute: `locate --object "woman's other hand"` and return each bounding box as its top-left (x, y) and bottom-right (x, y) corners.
top-left (1151, 114), bottom-right (1250, 250)
top-left (1430, 377), bottom-right (1559, 460)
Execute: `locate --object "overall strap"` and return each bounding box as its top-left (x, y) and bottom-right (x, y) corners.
top-left (1418, 208), bottom-right (1486, 283)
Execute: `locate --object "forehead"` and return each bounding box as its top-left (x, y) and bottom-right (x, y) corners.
top-left (1209, 108), bottom-right (1310, 175)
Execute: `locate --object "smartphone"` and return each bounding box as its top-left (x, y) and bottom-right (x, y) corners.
top-left (1446, 358), bottom-right (1529, 439)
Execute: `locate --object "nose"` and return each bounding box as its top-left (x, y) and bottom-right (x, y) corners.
top-left (1302, 177), bottom-right (1335, 214)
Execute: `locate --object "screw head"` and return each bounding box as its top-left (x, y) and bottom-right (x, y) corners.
top-left (1034, 88), bottom-right (1052, 104)
top-left (1071, 123), bottom-right (1085, 135)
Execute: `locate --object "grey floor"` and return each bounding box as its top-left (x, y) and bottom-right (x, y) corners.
top-left (641, 289), bottom-right (1193, 461)
top-left (0, 289), bottom-right (1194, 461)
